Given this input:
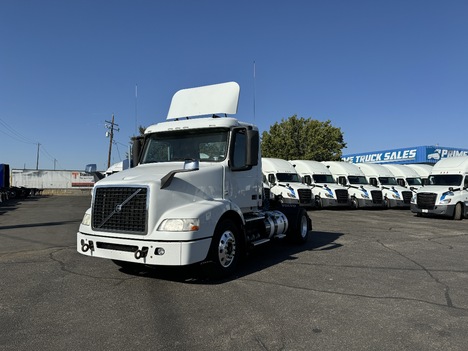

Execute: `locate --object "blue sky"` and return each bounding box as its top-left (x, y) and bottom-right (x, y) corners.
top-left (1, 0), bottom-right (467, 170)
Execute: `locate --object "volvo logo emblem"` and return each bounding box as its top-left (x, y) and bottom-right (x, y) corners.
top-left (115, 204), bottom-right (123, 213)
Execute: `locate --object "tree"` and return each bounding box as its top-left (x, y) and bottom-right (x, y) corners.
top-left (261, 115), bottom-right (346, 161)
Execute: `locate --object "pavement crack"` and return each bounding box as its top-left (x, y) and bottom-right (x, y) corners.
top-left (48, 247), bottom-right (137, 284)
top-left (376, 239), bottom-right (454, 308)
top-left (241, 277), bottom-right (467, 312)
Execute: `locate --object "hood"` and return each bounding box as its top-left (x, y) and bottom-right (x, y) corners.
top-left (417, 185), bottom-right (462, 193)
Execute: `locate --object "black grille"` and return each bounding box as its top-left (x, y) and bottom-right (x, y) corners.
top-left (417, 192), bottom-right (437, 209)
top-left (371, 190), bottom-right (383, 204)
top-left (298, 188), bottom-right (312, 204)
top-left (402, 191), bottom-right (413, 204)
top-left (335, 189), bottom-right (349, 204)
top-left (92, 186), bottom-right (148, 234)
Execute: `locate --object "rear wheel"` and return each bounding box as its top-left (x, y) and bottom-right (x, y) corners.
top-left (453, 203), bottom-right (463, 220)
top-left (288, 208), bottom-right (310, 244)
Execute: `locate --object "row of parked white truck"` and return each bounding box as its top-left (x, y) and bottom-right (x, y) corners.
top-left (262, 156), bottom-right (468, 220)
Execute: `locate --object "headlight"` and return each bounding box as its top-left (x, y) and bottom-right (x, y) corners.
top-left (411, 195), bottom-right (416, 204)
top-left (324, 192), bottom-right (334, 198)
top-left (81, 212), bottom-right (91, 226)
top-left (392, 193), bottom-right (401, 199)
top-left (439, 191), bottom-right (454, 204)
top-left (360, 192), bottom-right (370, 199)
top-left (158, 218), bottom-right (200, 231)
top-left (286, 191), bottom-right (297, 198)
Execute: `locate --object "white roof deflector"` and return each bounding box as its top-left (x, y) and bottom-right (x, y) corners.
top-left (167, 81), bottom-right (240, 120)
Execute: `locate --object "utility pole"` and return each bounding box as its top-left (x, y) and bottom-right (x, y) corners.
top-left (36, 143), bottom-right (40, 170)
top-left (105, 114), bottom-right (119, 168)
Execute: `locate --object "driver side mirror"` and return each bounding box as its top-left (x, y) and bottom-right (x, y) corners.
top-left (132, 136), bottom-right (144, 167)
top-left (268, 174), bottom-right (276, 185)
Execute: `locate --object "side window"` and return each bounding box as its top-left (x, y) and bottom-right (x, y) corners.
top-left (464, 176), bottom-right (468, 189)
top-left (234, 134), bottom-right (246, 167)
top-left (397, 178), bottom-right (405, 187)
top-left (231, 129), bottom-right (246, 168)
top-left (370, 178), bottom-right (378, 187)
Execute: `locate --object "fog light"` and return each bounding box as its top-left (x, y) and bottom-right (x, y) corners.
top-left (155, 247), bottom-right (165, 255)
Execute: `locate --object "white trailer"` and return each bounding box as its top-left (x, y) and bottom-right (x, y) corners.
top-left (321, 161), bottom-right (384, 209)
top-left (357, 163), bottom-right (412, 208)
top-left (289, 160), bottom-right (350, 208)
top-left (77, 82), bottom-right (312, 277)
top-left (262, 158), bottom-right (314, 208)
top-left (411, 156), bottom-right (468, 220)
top-left (382, 164), bottom-right (422, 192)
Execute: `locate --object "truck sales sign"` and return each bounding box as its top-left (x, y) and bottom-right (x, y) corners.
top-left (342, 146), bottom-right (468, 164)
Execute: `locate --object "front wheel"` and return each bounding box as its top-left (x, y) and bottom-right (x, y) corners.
top-left (206, 219), bottom-right (241, 278)
top-left (453, 203), bottom-right (463, 220)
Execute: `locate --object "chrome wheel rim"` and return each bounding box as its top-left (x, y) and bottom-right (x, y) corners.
top-left (218, 230), bottom-right (236, 268)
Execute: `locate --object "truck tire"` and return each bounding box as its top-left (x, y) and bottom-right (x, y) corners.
top-left (289, 208), bottom-right (310, 244)
top-left (453, 203), bottom-right (463, 220)
top-left (207, 219), bottom-right (241, 278)
top-left (315, 196), bottom-right (322, 209)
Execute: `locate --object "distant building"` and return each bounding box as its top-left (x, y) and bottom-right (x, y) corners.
top-left (342, 146), bottom-right (468, 165)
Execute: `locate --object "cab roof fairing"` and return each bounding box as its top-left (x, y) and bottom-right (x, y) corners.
top-left (144, 117), bottom-right (257, 134)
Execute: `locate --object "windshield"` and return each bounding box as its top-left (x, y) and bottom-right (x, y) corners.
top-left (379, 177), bottom-right (398, 185)
top-left (348, 175), bottom-right (368, 185)
top-left (141, 128), bottom-right (228, 163)
top-left (276, 173), bottom-right (302, 183)
top-left (428, 174), bottom-right (463, 186)
top-left (406, 177), bottom-right (422, 186)
top-left (313, 174), bottom-right (336, 183)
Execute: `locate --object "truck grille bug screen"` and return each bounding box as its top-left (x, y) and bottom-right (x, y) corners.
top-left (92, 187), bottom-right (148, 234)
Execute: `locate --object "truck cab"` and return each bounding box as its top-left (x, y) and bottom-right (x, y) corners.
top-left (290, 160), bottom-right (350, 208)
top-left (405, 164), bottom-right (434, 186)
top-left (382, 164), bottom-right (422, 192)
top-left (321, 161), bottom-right (384, 209)
top-left (262, 158), bottom-right (314, 208)
top-left (411, 156), bottom-right (468, 220)
top-left (77, 82), bottom-right (311, 277)
top-left (357, 163), bottom-right (412, 208)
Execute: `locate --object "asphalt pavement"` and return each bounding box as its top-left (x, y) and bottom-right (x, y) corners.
top-left (1, 195), bottom-right (468, 351)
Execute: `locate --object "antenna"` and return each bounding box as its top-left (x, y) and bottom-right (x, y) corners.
top-left (135, 84), bottom-right (138, 136)
top-left (253, 60), bottom-right (256, 121)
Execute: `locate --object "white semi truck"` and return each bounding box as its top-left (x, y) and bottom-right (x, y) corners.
top-left (382, 164), bottom-right (422, 192)
top-left (262, 158), bottom-right (314, 208)
top-left (289, 159), bottom-right (350, 208)
top-left (357, 163), bottom-right (413, 208)
top-left (405, 164), bottom-right (433, 186)
top-left (321, 161), bottom-right (384, 209)
top-left (411, 156), bottom-right (468, 220)
top-left (77, 82), bottom-right (311, 277)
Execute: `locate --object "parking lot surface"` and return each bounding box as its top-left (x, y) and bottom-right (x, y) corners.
top-left (1, 196), bottom-right (468, 351)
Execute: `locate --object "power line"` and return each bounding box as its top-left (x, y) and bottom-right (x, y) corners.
top-left (0, 117), bottom-right (60, 169)
top-left (0, 117), bottom-right (37, 144)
